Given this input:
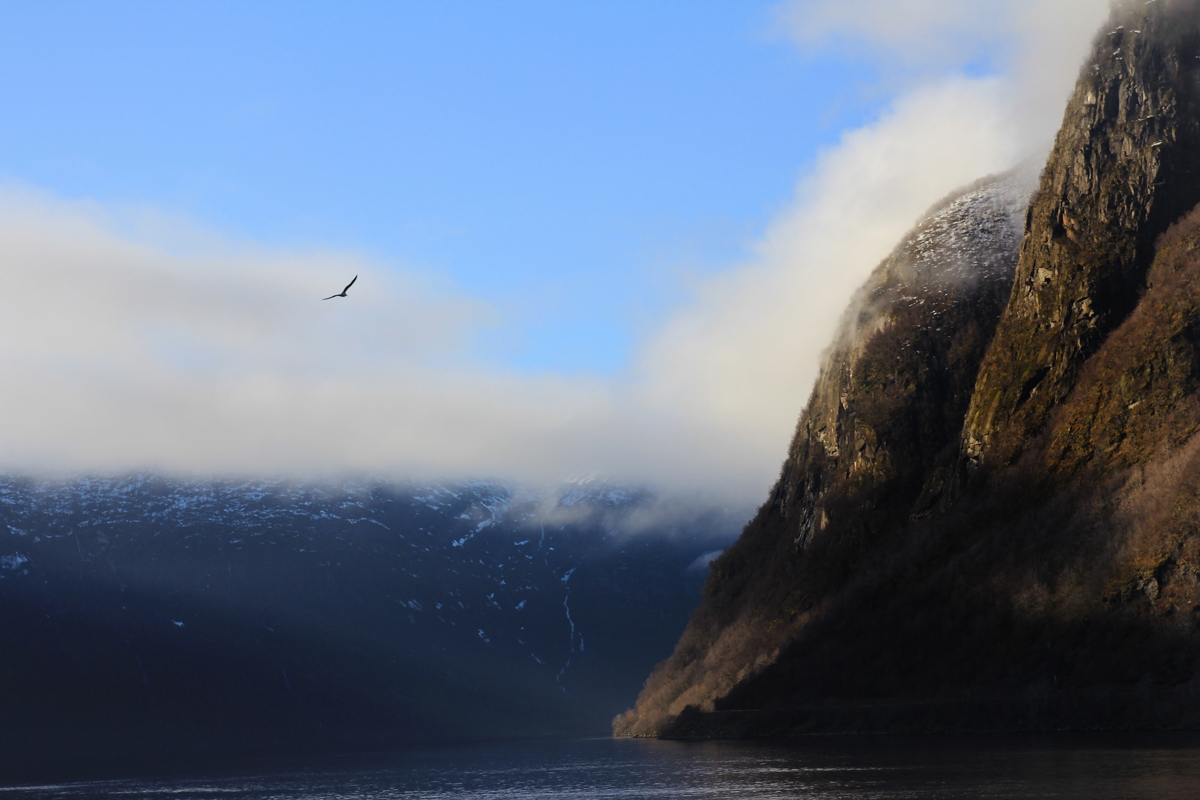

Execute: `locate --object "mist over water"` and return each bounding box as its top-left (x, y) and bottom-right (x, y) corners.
top-left (6, 736), bottom-right (1200, 799)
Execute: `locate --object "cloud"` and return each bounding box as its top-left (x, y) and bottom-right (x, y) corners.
top-left (0, 2), bottom-right (1112, 504)
top-left (777, 0), bottom-right (1013, 68)
top-left (635, 77), bottom-right (1018, 467)
top-left (625, 0), bottom-right (1111, 490)
top-left (776, 0), bottom-right (1109, 66)
top-left (776, 0), bottom-right (1112, 150)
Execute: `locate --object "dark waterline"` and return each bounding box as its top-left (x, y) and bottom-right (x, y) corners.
top-left (5, 734), bottom-right (1200, 799)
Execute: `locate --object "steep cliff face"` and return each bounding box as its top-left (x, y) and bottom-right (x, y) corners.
top-left (617, 0), bottom-right (1200, 738)
top-left (962, 0), bottom-right (1200, 471)
top-left (775, 173), bottom-right (1031, 542)
top-left (613, 171), bottom-right (1032, 736)
top-left (695, 205), bottom-right (1200, 736)
top-left (1044, 207), bottom-right (1200, 480)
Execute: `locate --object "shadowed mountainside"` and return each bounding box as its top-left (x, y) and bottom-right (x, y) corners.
top-left (614, 168), bottom-right (1034, 735)
top-left (0, 476), bottom-right (741, 777)
top-left (616, 0), bottom-right (1200, 738)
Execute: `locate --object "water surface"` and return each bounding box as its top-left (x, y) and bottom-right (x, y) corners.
top-left (5, 735), bottom-right (1200, 799)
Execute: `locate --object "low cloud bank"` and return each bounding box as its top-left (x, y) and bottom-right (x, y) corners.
top-left (0, 2), bottom-right (1109, 503)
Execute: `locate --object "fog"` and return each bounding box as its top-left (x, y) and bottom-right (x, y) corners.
top-left (0, 1), bottom-right (1110, 504)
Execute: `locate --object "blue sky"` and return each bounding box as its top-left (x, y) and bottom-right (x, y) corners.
top-left (0, 0), bottom-right (1111, 495)
top-left (0, 0), bottom-right (884, 375)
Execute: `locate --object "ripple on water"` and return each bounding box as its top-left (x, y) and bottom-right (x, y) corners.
top-left (5, 734), bottom-right (1200, 800)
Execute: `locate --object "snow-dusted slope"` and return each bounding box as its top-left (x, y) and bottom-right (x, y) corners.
top-left (0, 474), bottom-right (741, 769)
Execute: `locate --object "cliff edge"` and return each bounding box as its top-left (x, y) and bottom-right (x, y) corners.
top-left (617, 0), bottom-right (1200, 738)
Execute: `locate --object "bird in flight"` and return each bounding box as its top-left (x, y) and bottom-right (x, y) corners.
top-left (323, 275), bottom-right (357, 300)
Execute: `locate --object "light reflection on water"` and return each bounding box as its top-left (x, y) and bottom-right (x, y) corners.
top-left (5, 735), bottom-right (1200, 799)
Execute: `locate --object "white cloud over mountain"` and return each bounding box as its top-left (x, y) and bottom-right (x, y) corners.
top-left (0, 1), bottom-right (1110, 502)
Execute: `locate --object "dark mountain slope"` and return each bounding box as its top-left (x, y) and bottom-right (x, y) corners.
top-left (696, 207), bottom-right (1200, 734)
top-left (614, 170), bottom-right (1033, 736)
top-left (0, 476), bottom-right (739, 776)
top-left (616, 0), bottom-right (1200, 738)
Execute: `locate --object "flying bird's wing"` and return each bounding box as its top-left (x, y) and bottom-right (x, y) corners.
top-left (322, 275), bottom-right (357, 299)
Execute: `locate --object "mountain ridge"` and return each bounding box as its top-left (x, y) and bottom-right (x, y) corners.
top-left (614, 165), bottom-right (1035, 737)
top-left (0, 473), bottom-right (741, 775)
top-left (616, 0), bottom-right (1200, 739)
top-left (962, 0), bottom-right (1200, 475)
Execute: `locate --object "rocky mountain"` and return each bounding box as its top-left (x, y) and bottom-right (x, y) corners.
top-left (0, 474), bottom-right (740, 774)
top-left (616, 0), bottom-right (1200, 738)
top-left (962, 0), bottom-right (1200, 472)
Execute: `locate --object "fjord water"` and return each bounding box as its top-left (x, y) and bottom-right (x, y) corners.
top-left (6, 735), bottom-right (1200, 800)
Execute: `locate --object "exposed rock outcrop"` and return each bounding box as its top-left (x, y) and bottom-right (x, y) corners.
top-left (961, 0), bottom-right (1200, 472)
top-left (614, 170), bottom-right (1032, 736)
top-left (616, 0), bottom-right (1200, 738)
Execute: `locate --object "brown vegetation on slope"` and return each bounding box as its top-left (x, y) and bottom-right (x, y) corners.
top-left (687, 207), bottom-right (1200, 733)
top-left (1045, 207), bottom-right (1200, 479)
top-left (616, 0), bottom-right (1200, 738)
top-left (961, 0), bottom-right (1200, 472)
top-left (613, 173), bottom-right (1030, 736)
